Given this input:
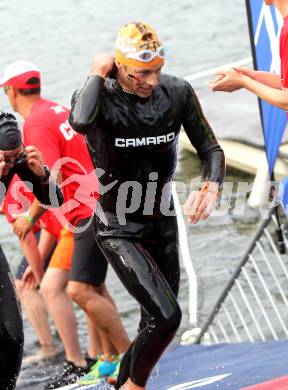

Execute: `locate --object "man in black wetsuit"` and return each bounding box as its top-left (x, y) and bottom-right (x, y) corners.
top-left (0, 111), bottom-right (63, 390)
top-left (69, 22), bottom-right (225, 390)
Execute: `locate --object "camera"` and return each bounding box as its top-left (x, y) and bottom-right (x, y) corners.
top-left (14, 151), bottom-right (27, 167)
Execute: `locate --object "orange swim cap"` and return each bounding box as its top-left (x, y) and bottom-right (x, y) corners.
top-left (115, 21), bottom-right (165, 68)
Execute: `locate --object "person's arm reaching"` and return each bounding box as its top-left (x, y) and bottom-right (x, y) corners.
top-left (17, 230), bottom-right (45, 283)
top-left (242, 75), bottom-right (288, 110)
top-left (21, 229), bottom-right (56, 288)
top-left (13, 166), bottom-right (63, 241)
top-left (13, 199), bottom-right (47, 240)
top-left (209, 68), bottom-right (288, 111)
top-left (234, 67), bottom-right (282, 89)
top-left (68, 54), bottom-right (115, 134)
top-left (181, 81), bottom-right (225, 183)
top-left (181, 81), bottom-right (225, 224)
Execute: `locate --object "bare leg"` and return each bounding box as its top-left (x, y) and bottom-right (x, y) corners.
top-left (101, 283), bottom-right (117, 308)
top-left (68, 281), bottom-right (130, 358)
top-left (15, 279), bottom-right (55, 348)
top-left (97, 283), bottom-right (124, 357)
top-left (41, 268), bottom-right (86, 367)
top-left (85, 314), bottom-right (103, 358)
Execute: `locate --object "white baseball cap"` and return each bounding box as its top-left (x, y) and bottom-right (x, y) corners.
top-left (0, 61), bottom-right (41, 89)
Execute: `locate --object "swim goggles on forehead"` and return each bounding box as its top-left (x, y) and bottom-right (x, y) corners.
top-left (126, 46), bottom-right (167, 63)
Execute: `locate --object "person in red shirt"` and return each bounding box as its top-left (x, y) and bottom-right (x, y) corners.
top-left (0, 111), bottom-right (63, 390)
top-left (1, 177), bottom-right (58, 364)
top-left (0, 61), bottom-right (130, 388)
top-left (2, 175), bottom-right (91, 371)
top-left (209, 0), bottom-right (288, 112)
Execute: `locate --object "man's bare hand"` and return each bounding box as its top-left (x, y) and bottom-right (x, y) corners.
top-left (13, 215), bottom-right (33, 240)
top-left (22, 265), bottom-right (39, 290)
top-left (208, 69), bottom-right (246, 92)
top-left (184, 183), bottom-right (219, 224)
top-left (24, 145), bottom-right (46, 177)
top-left (89, 54), bottom-right (116, 78)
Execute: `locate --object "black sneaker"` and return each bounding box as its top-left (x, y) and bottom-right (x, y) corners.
top-left (84, 352), bottom-right (99, 369)
top-left (44, 360), bottom-right (88, 389)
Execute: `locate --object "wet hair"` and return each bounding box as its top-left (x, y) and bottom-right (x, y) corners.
top-left (0, 111), bottom-right (22, 150)
top-left (17, 77), bottom-right (41, 95)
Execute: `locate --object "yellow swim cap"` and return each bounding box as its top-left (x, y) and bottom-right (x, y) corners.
top-left (115, 21), bottom-right (166, 68)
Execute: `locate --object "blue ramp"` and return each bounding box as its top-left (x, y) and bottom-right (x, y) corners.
top-left (149, 340), bottom-right (288, 389)
top-left (27, 341), bottom-right (288, 389)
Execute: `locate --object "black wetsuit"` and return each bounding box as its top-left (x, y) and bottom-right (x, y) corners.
top-left (69, 73), bottom-right (225, 388)
top-left (0, 161), bottom-right (63, 390)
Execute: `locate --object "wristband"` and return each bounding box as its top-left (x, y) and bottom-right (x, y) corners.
top-left (25, 213), bottom-right (36, 226)
top-left (199, 182), bottom-right (219, 194)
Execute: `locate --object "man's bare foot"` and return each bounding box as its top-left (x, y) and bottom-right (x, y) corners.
top-left (120, 378), bottom-right (146, 389)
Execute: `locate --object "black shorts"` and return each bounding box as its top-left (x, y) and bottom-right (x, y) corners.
top-left (15, 231), bottom-right (56, 280)
top-left (69, 217), bottom-right (108, 287)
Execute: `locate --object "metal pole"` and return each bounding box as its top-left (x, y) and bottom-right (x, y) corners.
top-left (172, 182), bottom-right (198, 326)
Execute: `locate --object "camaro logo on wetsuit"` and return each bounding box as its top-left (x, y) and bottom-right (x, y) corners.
top-left (115, 132), bottom-right (175, 147)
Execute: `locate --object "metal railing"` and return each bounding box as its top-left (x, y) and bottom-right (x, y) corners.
top-left (179, 57), bottom-right (288, 345)
top-left (183, 57), bottom-right (252, 82)
top-left (192, 206), bottom-right (288, 344)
